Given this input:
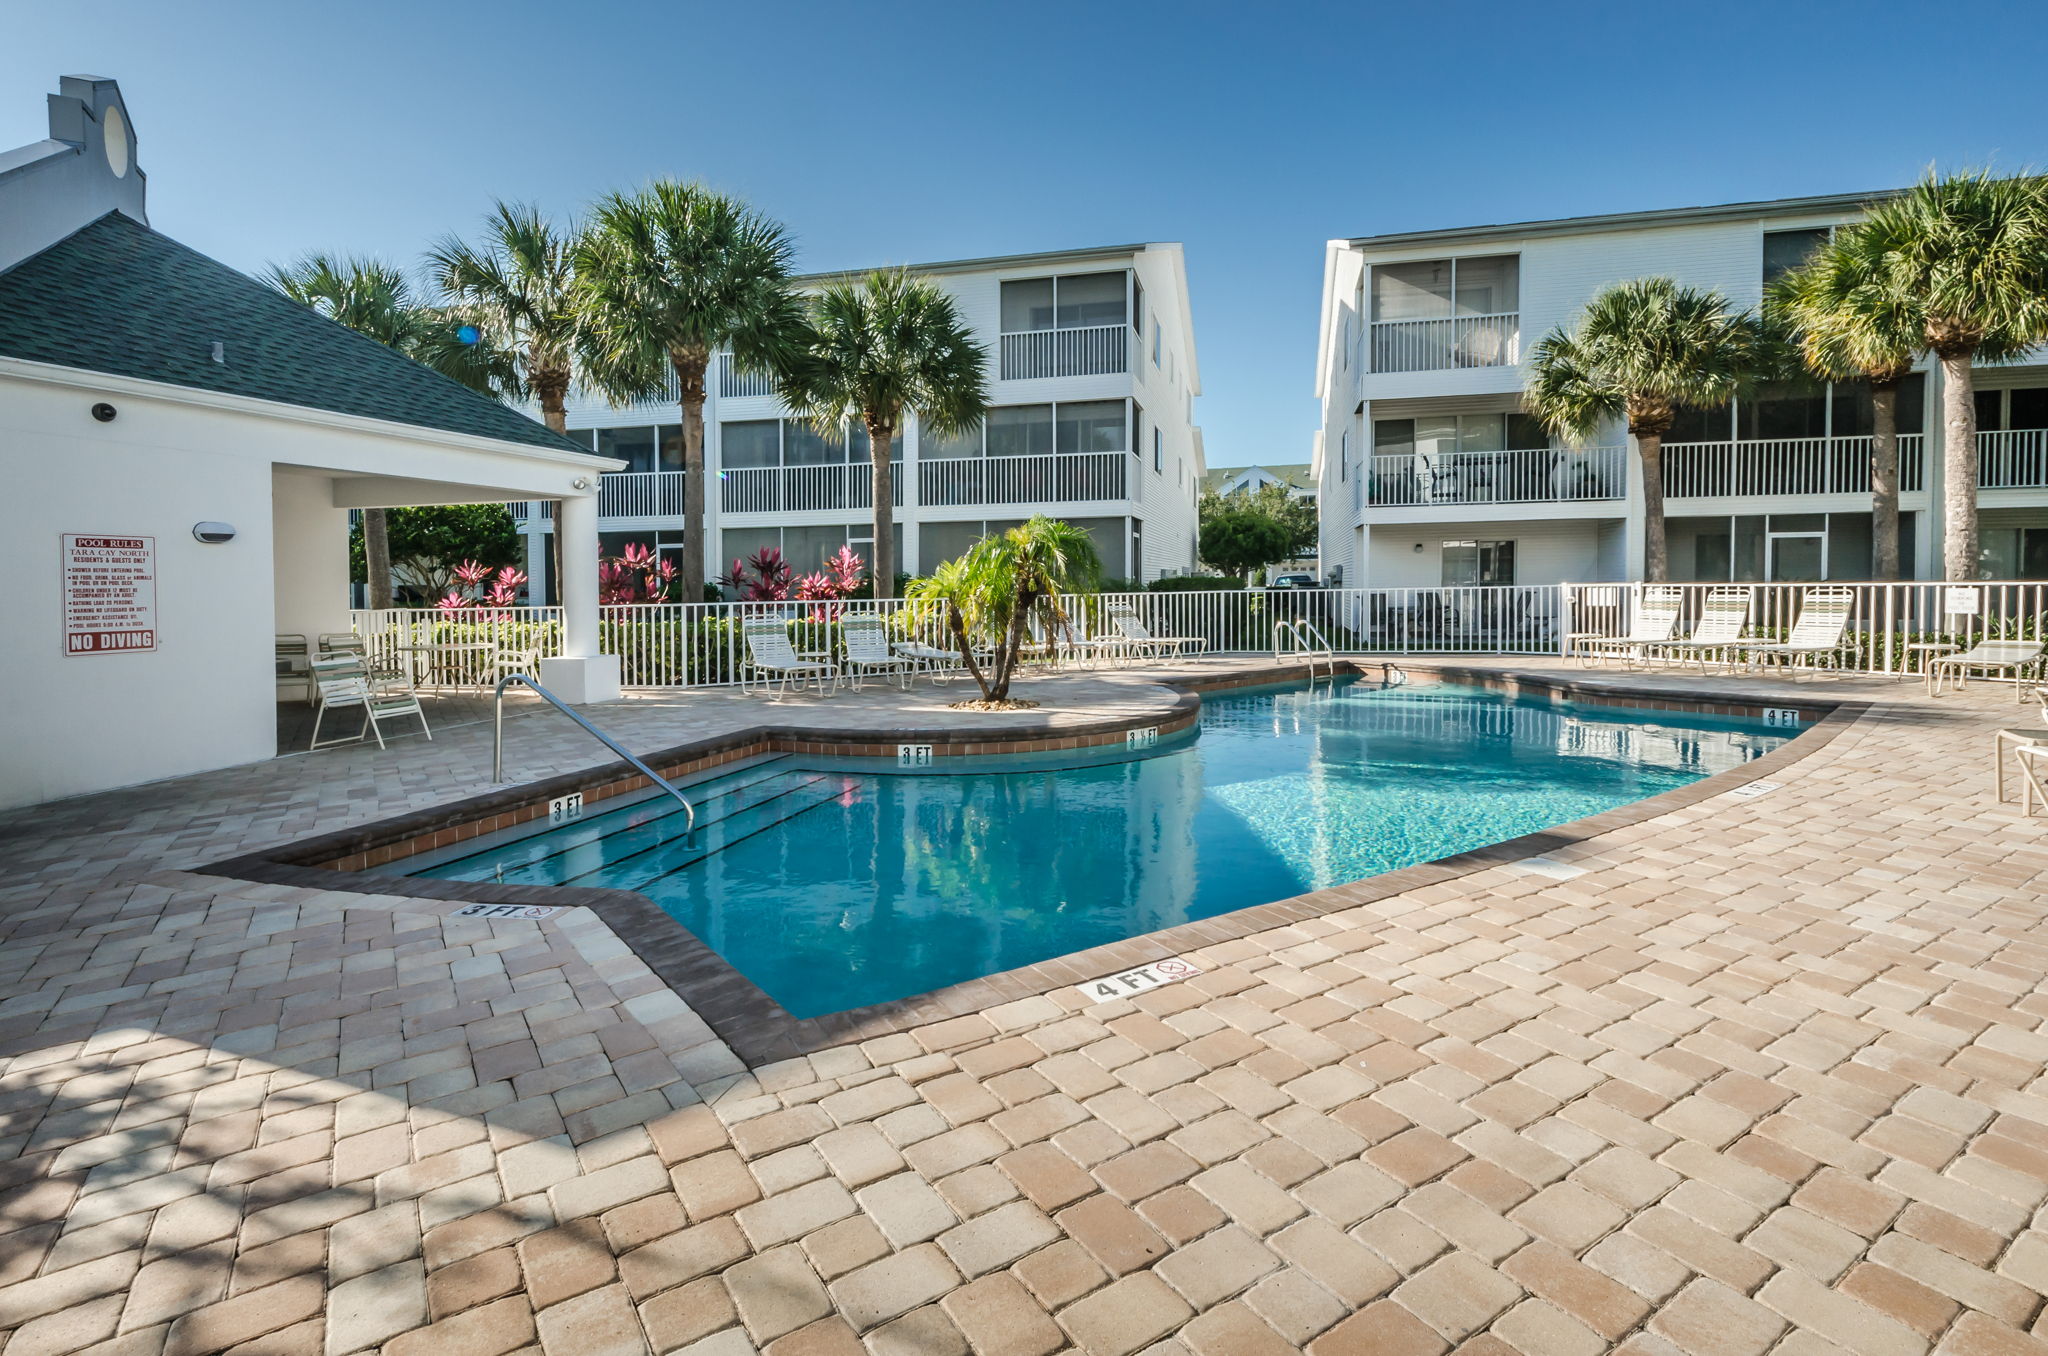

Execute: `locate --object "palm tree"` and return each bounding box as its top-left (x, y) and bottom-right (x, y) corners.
top-left (1769, 224), bottom-right (1924, 579)
top-left (905, 515), bottom-right (1100, 704)
top-left (1853, 171), bottom-right (2048, 580)
top-left (1525, 278), bottom-right (1768, 581)
top-left (573, 181), bottom-right (802, 603)
top-left (429, 202), bottom-right (582, 434)
top-left (781, 270), bottom-right (989, 596)
top-left (264, 254), bottom-right (516, 607)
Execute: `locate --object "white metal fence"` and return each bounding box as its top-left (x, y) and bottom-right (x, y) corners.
top-left (349, 579), bottom-right (2048, 692)
top-left (1979, 429), bottom-right (2048, 490)
top-left (998, 325), bottom-right (1130, 381)
top-left (1369, 313), bottom-right (1519, 373)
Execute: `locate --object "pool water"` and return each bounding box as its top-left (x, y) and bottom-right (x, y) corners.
top-left (407, 681), bottom-right (1793, 1017)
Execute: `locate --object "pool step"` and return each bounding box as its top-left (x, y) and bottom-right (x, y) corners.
top-left (562, 775), bottom-right (855, 890)
top-left (419, 758), bottom-right (813, 884)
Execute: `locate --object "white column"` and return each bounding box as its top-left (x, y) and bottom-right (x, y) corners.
top-left (540, 492), bottom-right (621, 703)
top-left (1622, 432), bottom-right (1649, 580)
top-left (272, 470), bottom-right (354, 639)
top-left (523, 526), bottom-right (549, 606)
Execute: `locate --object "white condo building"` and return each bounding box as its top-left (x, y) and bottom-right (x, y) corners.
top-left (1311, 192), bottom-right (2048, 590)
top-left (518, 243), bottom-right (1203, 594)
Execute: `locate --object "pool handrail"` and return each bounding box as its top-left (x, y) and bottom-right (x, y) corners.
top-left (492, 673), bottom-right (696, 834)
top-left (1274, 618), bottom-right (1337, 680)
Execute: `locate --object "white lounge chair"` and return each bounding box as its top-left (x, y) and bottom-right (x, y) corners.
top-left (839, 615), bottom-right (918, 691)
top-left (740, 618), bottom-right (837, 697)
top-left (893, 639), bottom-right (964, 684)
top-left (308, 656), bottom-right (431, 749)
top-left (1994, 688), bottom-right (2048, 803)
top-left (276, 634), bottom-right (314, 705)
top-left (1741, 586), bottom-right (1858, 676)
top-left (1929, 639), bottom-right (2046, 700)
top-left (1108, 603), bottom-right (1207, 660)
top-left (1648, 587), bottom-right (1752, 673)
top-left (1570, 586), bottom-right (1683, 668)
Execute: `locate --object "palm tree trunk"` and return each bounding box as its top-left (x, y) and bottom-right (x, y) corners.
top-left (868, 416), bottom-right (896, 598)
top-left (673, 354), bottom-right (710, 603)
top-left (1636, 432), bottom-right (1668, 582)
top-left (1869, 380), bottom-right (1901, 580)
top-left (949, 606), bottom-right (993, 701)
top-left (1940, 349), bottom-right (1980, 581)
top-left (536, 369), bottom-right (570, 435)
top-left (364, 508), bottom-right (393, 607)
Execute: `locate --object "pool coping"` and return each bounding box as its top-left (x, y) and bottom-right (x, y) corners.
top-left (198, 661), bottom-right (1866, 1066)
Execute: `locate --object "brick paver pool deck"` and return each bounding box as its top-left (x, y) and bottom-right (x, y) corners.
top-left (3, 658), bottom-right (2046, 1356)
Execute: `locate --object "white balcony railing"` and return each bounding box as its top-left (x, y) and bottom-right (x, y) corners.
top-left (919, 452), bottom-right (1131, 507)
top-left (717, 352), bottom-right (776, 399)
top-left (1370, 313), bottom-right (1519, 373)
top-left (1367, 446), bottom-right (1625, 507)
top-left (719, 463), bottom-right (902, 514)
top-left (1662, 434), bottom-right (1926, 499)
top-left (1979, 429), bottom-right (2048, 489)
top-left (998, 325), bottom-right (1129, 381)
top-left (600, 470), bottom-right (687, 518)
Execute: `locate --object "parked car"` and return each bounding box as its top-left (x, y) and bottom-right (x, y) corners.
top-left (1268, 573), bottom-right (1320, 589)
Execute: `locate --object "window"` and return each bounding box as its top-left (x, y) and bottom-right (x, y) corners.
top-left (1131, 403), bottom-right (1144, 459)
top-left (1372, 412), bottom-right (1548, 459)
top-left (721, 419), bottom-right (899, 467)
top-left (1151, 322), bottom-right (1161, 367)
top-left (1441, 540), bottom-right (1515, 586)
top-left (1371, 256), bottom-right (1518, 322)
top-left (1339, 430), bottom-right (1349, 482)
top-left (1153, 427), bottom-right (1163, 473)
top-left (987, 405), bottom-right (1055, 457)
top-left (999, 272), bottom-right (1127, 332)
top-left (1975, 386), bottom-right (2048, 433)
top-left (1133, 281), bottom-right (1144, 336)
top-left (921, 420), bottom-right (984, 460)
top-left (596, 426), bottom-right (657, 474)
top-left (1056, 400), bottom-right (1127, 454)
top-left (1668, 374), bottom-right (1929, 443)
top-left (1763, 228), bottom-right (1830, 285)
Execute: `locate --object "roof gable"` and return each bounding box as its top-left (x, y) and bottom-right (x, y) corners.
top-left (0, 213), bottom-right (585, 453)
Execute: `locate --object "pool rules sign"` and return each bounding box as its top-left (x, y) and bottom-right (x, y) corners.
top-left (62, 534), bottom-right (156, 655)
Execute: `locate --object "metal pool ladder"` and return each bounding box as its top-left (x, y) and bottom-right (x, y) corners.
top-left (493, 673), bottom-right (696, 834)
top-left (1273, 619), bottom-right (1338, 681)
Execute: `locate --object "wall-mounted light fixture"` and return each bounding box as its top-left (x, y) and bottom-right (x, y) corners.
top-left (91, 403), bottom-right (117, 423)
top-left (1413, 542), bottom-right (1425, 553)
top-left (192, 522), bottom-right (237, 544)
top-left (571, 477), bottom-right (591, 491)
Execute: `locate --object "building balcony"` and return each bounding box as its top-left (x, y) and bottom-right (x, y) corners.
top-left (1661, 434), bottom-right (1926, 500)
top-left (1366, 446), bottom-right (1625, 508)
top-left (918, 452), bottom-right (1134, 507)
top-left (1369, 313), bottom-right (1519, 374)
top-left (719, 463), bottom-right (902, 514)
top-left (998, 325), bottom-right (1129, 381)
top-left (1980, 428), bottom-right (2048, 489)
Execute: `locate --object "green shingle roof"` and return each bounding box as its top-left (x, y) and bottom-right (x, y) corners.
top-left (0, 212), bottom-right (586, 454)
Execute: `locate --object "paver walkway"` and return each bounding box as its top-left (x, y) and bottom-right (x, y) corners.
top-left (3, 660), bottom-right (2048, 1356)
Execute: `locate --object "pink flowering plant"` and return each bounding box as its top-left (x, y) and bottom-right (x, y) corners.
top-left (599, 542), bottom-right (681, 604)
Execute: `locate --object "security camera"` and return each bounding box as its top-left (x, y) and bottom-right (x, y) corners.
top-left (91, 403), bottom-right (117, 422)
top-left (192, 522), bottom-right (237, 544)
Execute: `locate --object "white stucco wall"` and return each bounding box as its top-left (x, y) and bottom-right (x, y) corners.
top-left (0, 365), bottom-right (613, 809)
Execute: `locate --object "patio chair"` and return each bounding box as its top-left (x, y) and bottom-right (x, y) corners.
top-left (321, 631), bottom-right (410, 691)
top-left (275, 634), bottom-right (314, 705)
top-left (1029, 611), bottom-right (1117, 669)
top-left (1569, 587), bottom-right (1682, 668)
top-left (740, 618), bottom-right (838, 697)
top-left (1929, 639), bottom-right (2047, 700)
top-left (839, 615), bottom-right (918, 691)
top-left (1993, 686), bottom-right (2048, 803)
top-left (1108, 603), bottom-right (1207, 660)
top-left (893, 638), bottom-right (964, 684)
top-left (2014, 742), bottom-right (2048, 815)
top-left (1740, 586), bottom-right (1858, 676)
top-left (1648, 587), bottom-right (1753, 673)
top-left (490, 645), bottom-right (543, 688)
top-left (308, 656), bottom-right (431, 750)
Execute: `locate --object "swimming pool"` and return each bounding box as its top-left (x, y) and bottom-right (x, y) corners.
top-left (405, 681), bottom-right (1794, 1017)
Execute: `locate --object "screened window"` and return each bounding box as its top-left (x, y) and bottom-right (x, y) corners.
top-left (1000, 272), bottom-right (1127, 332)
top-left (987, 405), bottom-right (1055, 457)
top-left (1131, 403), bottom-right (1144, 459)
top-left (1057, 400), bottom-right (1127, 454)
top-left (1976, 386), bottom-right (2048, 432)
top-left (1763, 228), bottom-right (1830, 285)
top-left (1372, 412), bottom-right (1548, 459)
top-left (1153, 427), bottom-right (1163, 472)
top-left (721, 421), bottom-right (781, 468)
top-left (922, 421), bottom-right (983, 460)
top-left (1372, 255), bottom-right (1518, 321)
top-left (847, 425), bottom-right (905, 463)
top-left (1441, 540), bottom-right (1515, 586)
top-left (596, 426), bottom-right (657, 474)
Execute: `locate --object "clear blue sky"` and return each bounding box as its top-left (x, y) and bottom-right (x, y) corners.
top-left (8, 0), bottom-right (2047, 469)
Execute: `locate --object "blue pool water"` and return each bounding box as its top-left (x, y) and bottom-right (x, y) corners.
top-left (407, 681), bottom-right (1793, 1017)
